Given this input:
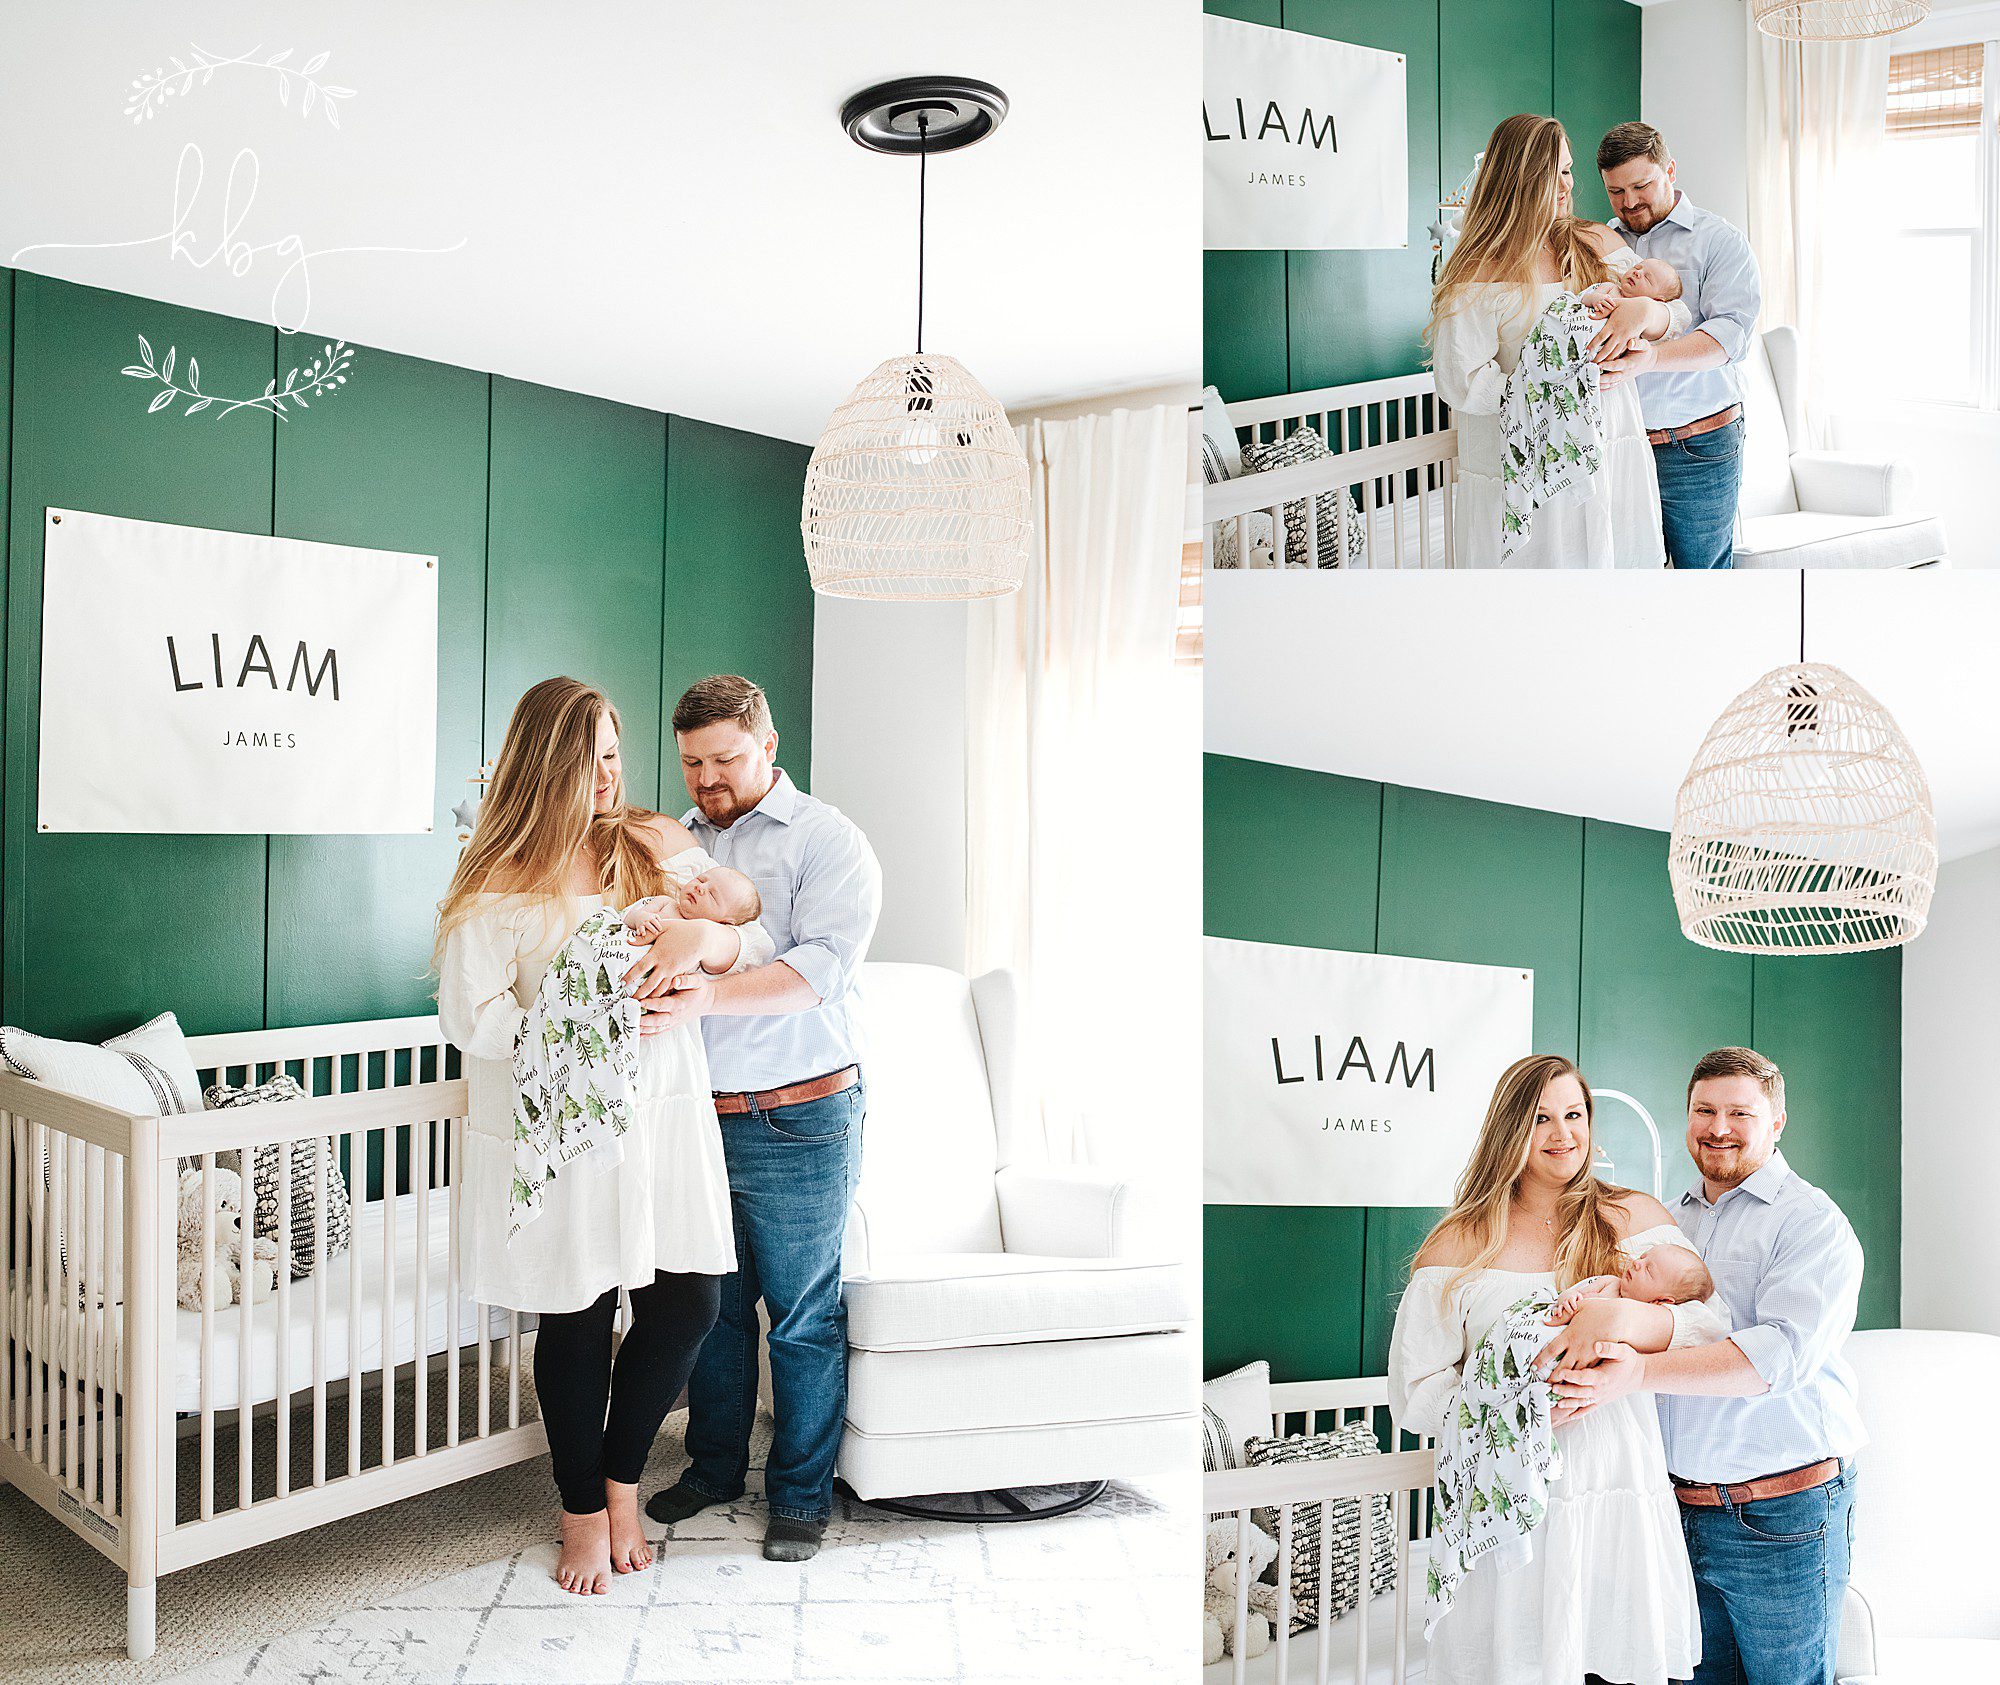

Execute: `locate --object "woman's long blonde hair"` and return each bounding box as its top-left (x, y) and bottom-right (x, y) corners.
top-left (431, 676), bottom-right (670, 972)
top-left (1417, 1053), bottom-right (1631, 1305)
top-left (1427, 114), bottom-right (1612, 351)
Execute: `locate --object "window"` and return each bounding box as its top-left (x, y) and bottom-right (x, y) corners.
top-left (1881, 41), bottom-right (1997, 407)
top-left (1175, 537), bottom-right (1203, 667)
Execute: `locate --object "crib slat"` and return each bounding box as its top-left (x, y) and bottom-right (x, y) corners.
top-left (36, 1122), bottom-right (52, 1472)
top-left (414, 1116), bottom-right (430, 1460)
top-left (0, 1113), bottom-right (12, 1455)
top-left (103, 1150), bottom-right (120, 1516)
top-left (1355, 1477), bottom-right (1370, 1682)
top-left (1393, 1486), bottom-right (1411, 1685)
top-left (199, 1152), bottom-right (216, 1521)
top-left (1231, 1508), bottom-right (1251, 1685)
top-left (477, 1258), bottom-right (492, 1441)
top-left (508, 1310), bottom-right (521, 1430)
top-left (239, 1145), bottom-right (255, 1511)
top-left (1274, 1501), bottom-right (1292, 1681)
top-left (312, 1138), bottom-right (328, 1489)
top-left (382, 1124), bottom-right (397, 1470)
top-left (446, 1109), bottom-right (461, 1449)
top-left (276, 1139), bottom-right (292, 1500)
top-left (347, 1126), bottom-right (363, 1478)
top-left (83, 1143), bottom-right (99, 1503)
top-left (1316, 1477), bottom-right (1332, 1685)
top-left (58, 1137), bottom-right (74, 1488)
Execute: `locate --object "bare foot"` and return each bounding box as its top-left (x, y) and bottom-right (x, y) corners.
top-left (606, 1479), bottom-right (654, 1573)
top-left (555, 1508), bottom-right (613, 1595)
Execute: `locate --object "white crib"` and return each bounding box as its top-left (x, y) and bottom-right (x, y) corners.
top-left (0, 1013), bottom-right (542, 1661)
top-left (1205, 375), bottom-right (1459, 572)
top-left (1204, 1375), bottom-right (1435, 1685)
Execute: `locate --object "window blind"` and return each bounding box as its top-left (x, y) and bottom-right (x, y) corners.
top-left (1887, 43), bottom-right (1987, 137)
top-left (1175, 538), bottom-right (1203, 667)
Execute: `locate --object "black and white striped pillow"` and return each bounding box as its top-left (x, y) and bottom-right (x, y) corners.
top-left (1238, 425), bottom-right (1368, 568)
top-left (1245, 1423), bottom-right (1399, 1632)
top-left (204, 1076), bottom-right (353, 1278)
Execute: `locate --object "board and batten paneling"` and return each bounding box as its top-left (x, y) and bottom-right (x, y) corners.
top-left (484, 378), bottom-right (669, 811)
top-left (0, 268), bottom-right (816, 1042)
top-left (1203, 754), bottom-right (1903, 1384)
top-left (4, 274), bottom-right (276, 1038)
top-left (269, 347), bottom-right (491, 1029)
top-left (1202, 0), bottom-right (1643, 399)
top-left (661, 415), bottom-right (815, 799)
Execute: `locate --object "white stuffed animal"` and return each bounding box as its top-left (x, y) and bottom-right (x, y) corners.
top-left (175, 1165), bottom-right (281, 1310)
top-left (1203, 1516), bottom-right (1284, 1664)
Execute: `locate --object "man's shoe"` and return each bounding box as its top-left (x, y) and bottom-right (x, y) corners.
top-left (762, 1515), bottom-right (827, 1562)
top-left (646, 1480), bottom-right (725, 1526)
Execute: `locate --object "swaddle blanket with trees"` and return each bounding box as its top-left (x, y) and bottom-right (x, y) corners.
top-left (1498, 294), bottom-right (1606, 561)
top-left (1426, 1286), bottom-right (1564, 1635)
top-left (507, 908), bottom-right (644, 1239)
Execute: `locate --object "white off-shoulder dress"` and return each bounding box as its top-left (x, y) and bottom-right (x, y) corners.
top-left (1387, 1224), bottom-right (1706, 1685)
top-left (436, 848), bottom-right (761, 1314)
top-left (1432, 246), bottom-right (1692, 569)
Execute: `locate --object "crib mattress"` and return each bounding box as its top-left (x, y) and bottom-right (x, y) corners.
top-left (1203, 1543), bottom-right (1430, 1685)
top-left (13, 1187), bottom-right (525, 1415)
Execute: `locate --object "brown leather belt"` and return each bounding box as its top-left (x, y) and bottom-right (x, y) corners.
top-left (712, 1065), bottom-right (859, 1116)
top-left (1647, 404), bottom-right (1742, 447)
top-left (1670, 1457), bottom-right (1839, 1508)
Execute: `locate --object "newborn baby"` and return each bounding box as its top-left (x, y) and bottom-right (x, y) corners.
top-left (1540, 1242), bottom-right (1727, 1367)
top-left (1578, 257), bottom-right (1683, 319)
top-left (621, 865), bottom-right (762, 941)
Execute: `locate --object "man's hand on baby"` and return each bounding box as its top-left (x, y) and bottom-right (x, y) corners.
top-left (638, 972), bottom-right (713, 1033)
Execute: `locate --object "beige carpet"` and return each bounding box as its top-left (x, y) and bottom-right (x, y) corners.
top-left (0, 1358), bottom-right (709, 1683)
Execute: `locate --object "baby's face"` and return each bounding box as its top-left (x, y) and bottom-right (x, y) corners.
top-left (1618, 259), bottom-right (1680, 302)
top-left (1618, 1246), bottom-right (1698, 1303)
top-left (677, 869), bottom-right (754, 925)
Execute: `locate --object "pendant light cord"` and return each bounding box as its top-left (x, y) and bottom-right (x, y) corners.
top-left (915, 113), bottom-right (929, 355)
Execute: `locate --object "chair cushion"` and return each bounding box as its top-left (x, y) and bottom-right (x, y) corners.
top-left (846, 1329), bottom-right (1195, 1435)
top-left (844, 1252), bottom-right (1194, 1352)
top-left (1736, 511), bottom-right (1946, 569)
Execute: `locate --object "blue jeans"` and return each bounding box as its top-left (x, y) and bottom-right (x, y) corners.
top-left (681, 1076), bottom-right (864, 1522)
top-left (1680, 1461), bottom-right (1856, 1685)
top-left (1654, 416), bottom-right (1745, 570)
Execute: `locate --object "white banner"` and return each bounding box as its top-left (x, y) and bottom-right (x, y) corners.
top-left (1204, 939), bottom-right (1533, 1207)
top-left (1203, 16), bottom-right (1408, 251)
top-left (38, 508), bottom-right (438, 834)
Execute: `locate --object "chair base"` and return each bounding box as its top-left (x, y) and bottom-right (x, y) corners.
top-left (854, 1479), bottom-right (1111, 1524)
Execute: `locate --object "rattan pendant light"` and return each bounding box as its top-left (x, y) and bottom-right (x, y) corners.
top-left (1669, 577), bottom-right (1937, 954)
top-left (1753, 0), bottom-right (1929, 41)
top-left (802, 77), bottom-right (1030, 601)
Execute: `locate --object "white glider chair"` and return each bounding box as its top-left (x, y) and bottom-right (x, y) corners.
top-left (1735, 326), bottom-right (1946, 568)
top-left (1835, 1328), bottom-right (2000, 1683)
top-left (835, 961), bottom-right (1197, 1518)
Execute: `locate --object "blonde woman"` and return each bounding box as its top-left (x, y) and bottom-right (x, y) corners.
top-left (1428, 114), bottom-right (1688, 568)
top-left (435, 677), bottom-right (757, 1597)
top-left (1387, 1055), bottom-right (1700, 1684)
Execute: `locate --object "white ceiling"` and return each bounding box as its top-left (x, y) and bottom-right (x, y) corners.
top-left (1207, 570), bottom-right (2000, 863)
top-left (0, 1), bottom-right (1198, 444)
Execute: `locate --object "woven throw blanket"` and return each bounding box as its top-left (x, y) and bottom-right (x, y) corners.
top-left (1498, 294), bottom-right (1605, 561)
top-left (1426, 1287), bottom-right (1564, 1636)
top-left (508, 908), bottom-right (643, 1239)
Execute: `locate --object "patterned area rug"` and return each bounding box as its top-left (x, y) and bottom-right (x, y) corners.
top-left (161, 1470), bottom-right (1194, 1684)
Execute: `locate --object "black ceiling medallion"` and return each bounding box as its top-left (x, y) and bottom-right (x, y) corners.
top-left (840, 76), bottom-right (1009, 156)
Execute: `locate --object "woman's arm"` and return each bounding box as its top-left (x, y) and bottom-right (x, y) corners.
top-left (1430, 295), bottom-right (1510, 416)
top-left (437, 908), bottom-right (528, 1061)
top-left (621, 918), bottom-right (743, 994)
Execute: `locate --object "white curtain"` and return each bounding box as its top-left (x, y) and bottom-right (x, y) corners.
top-left (1746, 16), bottom-right (1890, 437)
top-left (965, 403), bottom-right (1194, 1172)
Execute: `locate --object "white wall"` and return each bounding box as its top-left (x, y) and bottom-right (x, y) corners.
top-left (1901, 842), bottom-right (2000, 1336)
top-left (808, 597), bottom-right (969, 970)
top-left (1641, 0), bottom-right (1749, 233)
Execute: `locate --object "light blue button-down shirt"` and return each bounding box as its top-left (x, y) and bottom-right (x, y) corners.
top-left (1657, 1150), bottom-right (1866, 1485)
top-left (1612, 192), bottom-right (1762, 432)
top-left (682, 769), bottom-right (882, 1095)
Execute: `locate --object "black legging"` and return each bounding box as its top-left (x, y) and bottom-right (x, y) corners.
top-left (532, 1271), bottom-right (722, 1515)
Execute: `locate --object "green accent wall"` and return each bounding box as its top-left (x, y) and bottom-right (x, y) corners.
top-left (1203, 0), bottom-right (1642, 398)
top-left (0, 269), bottom-right (814, 1041)
top-left (1204, 754), bottom-right (1904, 1384)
